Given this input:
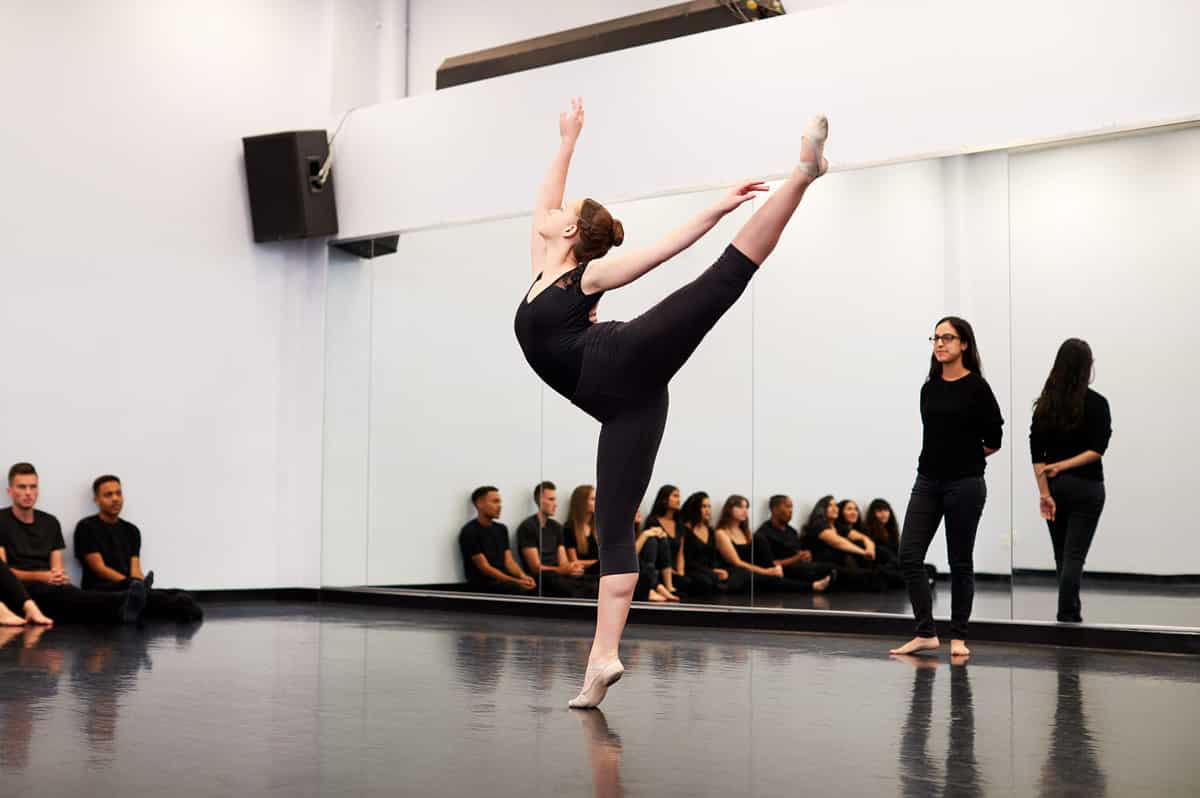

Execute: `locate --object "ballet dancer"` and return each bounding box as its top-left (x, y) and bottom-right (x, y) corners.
top-left (515, 97), bottom-right (829, 707)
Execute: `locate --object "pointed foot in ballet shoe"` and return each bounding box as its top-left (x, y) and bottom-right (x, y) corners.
top-left (567, 660), bottom-right (625, 710)
top-left (798, 114), bottom-right (829, 177)
top-left (889, 636), bottom-right (940, 656)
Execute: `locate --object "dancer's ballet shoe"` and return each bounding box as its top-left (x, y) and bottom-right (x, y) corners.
top-left (568, 659), bottom-right (624, 709)
top-left (798, 114), bottom-right (829, 178)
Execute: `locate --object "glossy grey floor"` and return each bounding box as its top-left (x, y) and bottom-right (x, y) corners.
top-left (0, 602), bottom-right (1196, 797)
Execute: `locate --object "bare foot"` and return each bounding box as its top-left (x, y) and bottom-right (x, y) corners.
top-left (649, 590), bottom-right (667, 603)
top-left (798, 114), bottom-right (829, 178)
top-left (0, 608), bottom-right (26, 627)
top-left (24, 601), bottom-right (53, 626)
top-left (890, 636), bottom-right (940, 655)
top-left (812, 575), bottom-right (832, 593)
top-left (654, 585), bottom-right (680, 602)
top-left (950, 639), bottom-right (970, 657)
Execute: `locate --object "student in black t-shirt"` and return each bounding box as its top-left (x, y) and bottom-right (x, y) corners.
top-left (1030, 339), bottom-right (1112, 623)
top-left (458, 486), bottom-right (536, 594)
top-left (752, 495), bottom-right (836, 585)
top-left (891, 318), bottom-right (1003, 658)
top-left (800, 496), bottom-right (888, 591)
top-left (74, 475), bottom-right (204, 622)
top-left (515, 481), bottom-right (596, 599)
top-left (714, 495), bottom-right (832, 594)
top-left (0, 463), bottom-right (146, 624)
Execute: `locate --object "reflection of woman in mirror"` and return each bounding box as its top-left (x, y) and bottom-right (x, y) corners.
top-left (865, 498), bottom-right (902, 564)
top-left (643, 485), bottom-right (682, 597)
top-left (803, 496), bottom-right (886, 591)
top-left (891, 317), bottom-right (1003, 657)
top-left (714, 495), bottom-right (832, 594)
top-left (678, 492), bottom-right (726, 596)
top-left (633, 509), bottom-right (677, 602)
top-left (1030, 338), bottom-right (1111, 623)
top-left (564, 485), bottom-right (601, 577)
top-left (515, 96), bottom-right (830, 708)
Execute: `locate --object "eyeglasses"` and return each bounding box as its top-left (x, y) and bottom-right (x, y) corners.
top-left (929, 334), bottom-right (960, 345)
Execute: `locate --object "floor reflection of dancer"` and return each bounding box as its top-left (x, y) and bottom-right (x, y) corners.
top-left (515, 97), bottom-right (829, 707)
top-left (891, 317), bottom-right (1003, 658)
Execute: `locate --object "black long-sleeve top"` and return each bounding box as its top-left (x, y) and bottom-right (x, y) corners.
top-left (917, 372), bottom-right (1005, 479)
top-left (1029, 389), bottom-right (1111, 482)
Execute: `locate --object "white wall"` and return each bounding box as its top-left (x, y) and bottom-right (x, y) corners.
top-left (0, 1), bottom-right (391, 589)
top-left (334, 0), bottom-right (1200, 239)
top-left (1010, 126), bottom-right (1200, 574)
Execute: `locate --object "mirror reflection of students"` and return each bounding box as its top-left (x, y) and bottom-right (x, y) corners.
top-left (1030, 339), bottom-right (1111, 624)
top-left (516, 481), bottom-right (597, 599)
top-left (458, 487), bottom-right (536, 595)
top-left (714, 495), bottom-right (832, 594)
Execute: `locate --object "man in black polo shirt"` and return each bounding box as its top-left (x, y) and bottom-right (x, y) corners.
top-left (0, 463), bottom-right (145, 623)
top-left (515, 481), bottom-right (596, 599)
top-left (74, 474), bottom-right (203, 622)
top-left (458, 486), bottom-right (536, 594)
top-left (753, 494), bottom-right (836, 584)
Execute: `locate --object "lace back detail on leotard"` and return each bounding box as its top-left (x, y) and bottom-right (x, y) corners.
top-left (554, 270), bottom-right (578, 290)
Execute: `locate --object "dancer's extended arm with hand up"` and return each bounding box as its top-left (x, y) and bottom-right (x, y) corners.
top-left (531, 98), bottom-right (585, 276)
top-left (581, 180), bottom-right (767, 294)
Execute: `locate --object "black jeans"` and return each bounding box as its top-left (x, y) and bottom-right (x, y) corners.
top-left (899, 474), bottom-right (987, 639)
top-left (25, 582), bottom-right (130, 623)
top-left (1046, 474), bottom-right (1105, 623)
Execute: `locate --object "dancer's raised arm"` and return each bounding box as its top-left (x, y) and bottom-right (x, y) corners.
top-left (531, 98), bottom-right (584, 276)
top-left (580, 180), bottom-right (766, 294)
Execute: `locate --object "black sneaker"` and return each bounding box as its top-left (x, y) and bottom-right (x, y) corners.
top-left (120, 579), bottom-right (148, 624)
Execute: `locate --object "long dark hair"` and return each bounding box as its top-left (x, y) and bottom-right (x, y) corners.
top-left (802, 495), bottom-right (836, 540)
top-left (928, 316), bottom-right (983, 380)
top-left (835, 499), bottom-right (865, 535)
top-left (1032, 338), bottom-right (1093, 432)
top-left (680, 492), bottom-right (710, 533)
top-left (567, 484), bottom-right (595, 554)
top-left (648, 484), bottom-right (679, 522)
top-left (865, 498), bottom-right (900, 547)
top-left (716, 495), bottom-right (751, 538)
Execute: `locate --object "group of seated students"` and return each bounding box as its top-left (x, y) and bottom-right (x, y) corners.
top-left (458, 481), bottom-right (909, 601)
top-left (0, 463), bottom-right (202, 627)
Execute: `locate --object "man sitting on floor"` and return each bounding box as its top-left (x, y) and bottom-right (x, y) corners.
top-left (74, 474), bottom-right (203, 623)
top-left (516, 481), bottom-right (596, 599)
top-left (458, 486), bottom-right (536, 595)
top-left (0, 463), bottom-right (145, 624)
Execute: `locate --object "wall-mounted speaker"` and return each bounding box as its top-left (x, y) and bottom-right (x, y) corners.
top-left (242, 130), bottom-right (338, 242)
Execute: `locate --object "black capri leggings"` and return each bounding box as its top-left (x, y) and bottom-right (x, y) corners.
top-left (0, 560), bottom-right (31, 614)
top-left (578, 245), bottom-right (758, 576)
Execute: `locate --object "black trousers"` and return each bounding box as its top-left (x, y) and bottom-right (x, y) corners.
top-left (538, 571), bottom-right (598, 600)
top-left (781, 561), bottom-right (835, 583)
top-left (575, 246), bottom-right (758, 577)
top-left (899, 474), bottom-right (987, 639)
top-left (25, 582), bottom-right (128, 623)
top-left (91, 580), bottom-right (204, 622)
top-left (0, 561), bottom-right (31, 614)
top-left (724, 568), bottom-right (821, 594)
top-left (1046, 474), bottom-right (1105, 623)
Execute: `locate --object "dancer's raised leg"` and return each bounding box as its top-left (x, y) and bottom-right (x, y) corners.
top-left (732, 115), bottom-right (828, 265)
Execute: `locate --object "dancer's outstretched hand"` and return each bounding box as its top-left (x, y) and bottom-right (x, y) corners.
top-left (713, 179), bottom-right (768, 214)
top-left (560, 97), bottom-right (584, 142)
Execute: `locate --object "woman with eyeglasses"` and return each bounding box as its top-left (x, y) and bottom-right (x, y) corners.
top-left (1030, 338), bottom-right (1111, 623)
top-left (890, 317), bottom-right (1003, 658)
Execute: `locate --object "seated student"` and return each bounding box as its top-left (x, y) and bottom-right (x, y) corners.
top-left (0, 560), bottom-right (53, 626)
top-left (563, 485), bottom-right (601, 577)
top-left (753, 495), bottom-right (836, 584)
top-left (865, 498), bottom-right (902, 564)
top-left (74, 475), bottom-right (204, 622)
top-left (838, 499), bottom-right (904, 588)
top-left (515, 481), bottom-right (597, 599)
top-left (801, 496), bottom-right (888, 591)
top-left (642, 485), bottom-right (683, 598)
top-left (676, 492), bottom-right (727, 597)
top-left (0, 463), bottom-right (146, 623)
top-left (459, 486), bottom-right (536, 595)
top-left (714, 495), bottom-right (832, 594)
top-left (634, 509), bottom-right (677, 602)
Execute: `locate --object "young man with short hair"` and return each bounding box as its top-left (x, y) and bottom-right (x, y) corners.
top-left (458, 486), bottom-right (536, 595)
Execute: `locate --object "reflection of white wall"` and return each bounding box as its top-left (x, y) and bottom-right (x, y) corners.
top-left (1010, 126), bottom-right (1200, 574)
top-left (753, 153), bottom-right (1011, 575)
top-left (366, 216), bottom-right (541, 585)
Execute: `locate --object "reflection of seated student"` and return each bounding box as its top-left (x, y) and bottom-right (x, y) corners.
top-left (0, 463), bottom-right (146, 624)
top-left (515, 481), bottom-right (596, 599)
top-left (802, 496), bottom-right (888, 591)
top-left (0, 625), bottom-right (61, 770)
top-left (865, 498), bottom-right (902, 564)
top-left (714, 495), bottom-right (832, 594)
top-left (642, 484), bottom-right (682, 597)
top-left (753, 495), bottom-right (836, 584)
top-left (457, 486), bottom-right (536, 594)
top-left (634, 510), bottom-right (677, 602)
top-left (839, 499), bottom-right (903, 588)
top-left (563, 485), bottom-right (601, 577)
top-left (74, 475), bottom-right (204, 622)
top-left (677, 492), bottom-right (727, 597)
